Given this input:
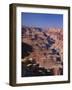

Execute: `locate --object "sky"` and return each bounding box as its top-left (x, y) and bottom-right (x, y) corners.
top-left (21, 12), bottom-right (63, 29)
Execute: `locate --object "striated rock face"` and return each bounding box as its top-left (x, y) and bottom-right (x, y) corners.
top-left (21, 26), bottom-right (63, 77)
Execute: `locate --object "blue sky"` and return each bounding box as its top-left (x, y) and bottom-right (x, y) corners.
top-left (21, 12), bottom-right (63, 28)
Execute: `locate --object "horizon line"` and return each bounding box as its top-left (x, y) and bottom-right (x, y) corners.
top-left (22, 25), bottom-right (63, 30)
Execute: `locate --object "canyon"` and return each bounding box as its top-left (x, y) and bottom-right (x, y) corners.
top-left (21, 26), bottom-right (63, 77)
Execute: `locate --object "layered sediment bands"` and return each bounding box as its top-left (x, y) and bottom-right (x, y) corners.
top-left (21, 26), bottom-right (63, 76)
